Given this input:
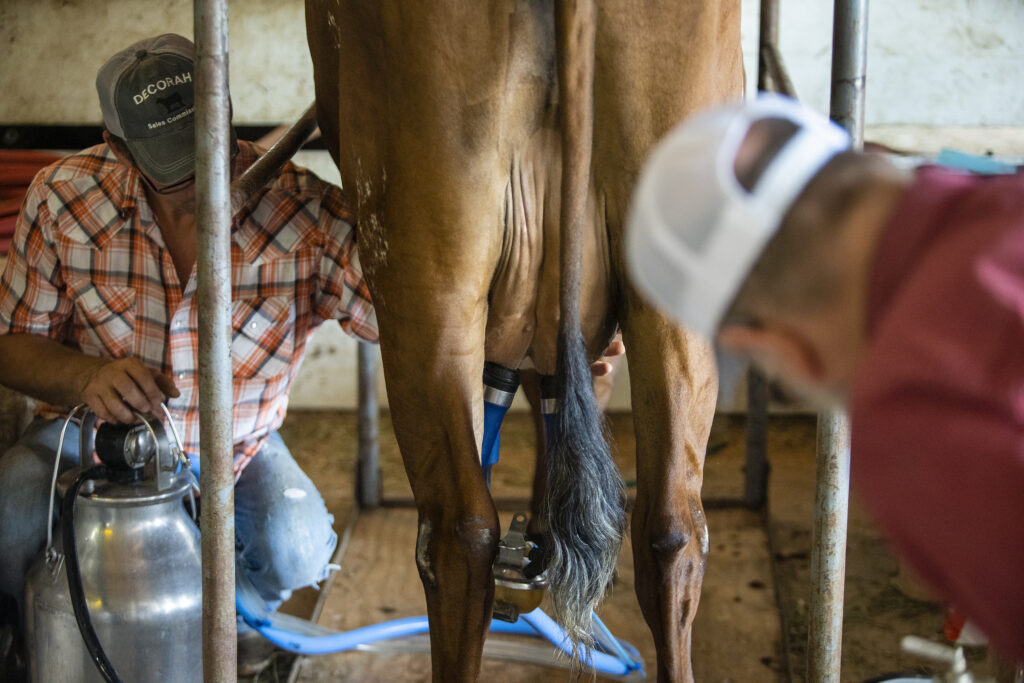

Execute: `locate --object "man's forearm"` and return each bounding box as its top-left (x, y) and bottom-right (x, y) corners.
top-left (0, 333), bottom-right (105, 407)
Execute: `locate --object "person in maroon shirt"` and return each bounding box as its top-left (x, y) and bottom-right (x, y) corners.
top-left (626, 94), bottom-right (1024, 663)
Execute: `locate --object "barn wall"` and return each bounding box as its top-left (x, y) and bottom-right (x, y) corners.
top-left (1, 0), bottom-right (1021, 412)
top-left (3, 0), bottom-right (1022, 128)
top-left (740, 0), bottom-right (1024, 127)
top-left (0, 0), bottom-right (314, 126)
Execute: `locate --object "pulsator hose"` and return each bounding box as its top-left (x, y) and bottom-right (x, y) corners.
top-left (62, 466), bottom-right (123, 683)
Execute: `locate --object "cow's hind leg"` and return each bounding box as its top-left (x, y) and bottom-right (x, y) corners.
top-left (620, 305), bottom-right (718, 682)
top-left (354, 188), bottom-right (505, 679)
top-left (381, 328), bottom-right (499, 680)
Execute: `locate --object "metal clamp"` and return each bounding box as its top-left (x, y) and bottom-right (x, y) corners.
top-left (900, 635), bottom-right (995, 683)
top-left (44, 405), bottom-right (91, 565)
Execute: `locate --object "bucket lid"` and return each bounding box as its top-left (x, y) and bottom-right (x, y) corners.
top-left (58, 467), bottom-right (195, 506)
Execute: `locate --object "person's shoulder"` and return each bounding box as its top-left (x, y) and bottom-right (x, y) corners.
top-left (234, 142), bottom-right (354, 249)
top-left (860, 205), bottom-right (1024, 418)
top-left (39, 144), bottom-right (120, 187)
top-left (20, 145), bottom-right (122, 218)
top-left (910, 165), bottom-right (1024, 220)
top-left (252, 145), bottom-right (354, 224)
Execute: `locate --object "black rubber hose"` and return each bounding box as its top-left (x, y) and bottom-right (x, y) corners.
top-left (62, 466), bottom-right (123, 683)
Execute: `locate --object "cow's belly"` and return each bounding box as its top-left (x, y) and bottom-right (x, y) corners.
top-left (483, 127), bottom-right (617, 376)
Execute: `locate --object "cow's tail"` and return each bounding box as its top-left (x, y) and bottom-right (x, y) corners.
top-left (544, 0), bottom-right (626, 650)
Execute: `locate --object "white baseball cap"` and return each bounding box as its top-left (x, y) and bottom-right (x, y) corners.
top-left (625, 94), bottom-right (850, 338)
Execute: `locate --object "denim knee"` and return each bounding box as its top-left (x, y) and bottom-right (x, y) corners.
top-left (233, 433), bottom-right (337, 602)
top-left (236, 492), bottom-right (337, 600)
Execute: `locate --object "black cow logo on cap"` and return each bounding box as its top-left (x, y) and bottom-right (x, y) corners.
top-left (156, 93), bottom-right (186, 114)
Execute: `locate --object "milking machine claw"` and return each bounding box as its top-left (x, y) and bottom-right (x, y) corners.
top-left (493, 512), bottom-right (548, 623)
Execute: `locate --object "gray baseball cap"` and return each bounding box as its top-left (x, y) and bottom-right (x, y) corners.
top-left (96, 34), bottom-right (196, 185)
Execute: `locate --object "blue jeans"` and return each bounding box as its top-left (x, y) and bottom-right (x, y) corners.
top-left (0, 418), bottom-right (337, 630)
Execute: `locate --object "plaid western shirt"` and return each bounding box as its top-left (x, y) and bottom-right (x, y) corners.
top-left (0, 141), bottom-right (377, 477)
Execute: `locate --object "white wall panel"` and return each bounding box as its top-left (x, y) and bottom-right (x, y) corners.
top-left (4, 0), bottom-right (1021, 126)
top-left (0, 0), bottom-right (314, 124)
top-left (738, 0), bottom-right (1024, 126)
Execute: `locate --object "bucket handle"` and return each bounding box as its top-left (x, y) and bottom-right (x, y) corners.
top-left (44, 404), bottom-right (90, 575)
top-left (43, 404), bottom-right (193, 571)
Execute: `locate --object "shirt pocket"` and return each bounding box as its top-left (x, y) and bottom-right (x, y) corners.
top-left (70, 283), bottom-right (137, 358)
top-left (230, 296), bottom-right (296, 380)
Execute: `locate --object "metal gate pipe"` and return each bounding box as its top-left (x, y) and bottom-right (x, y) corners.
top-left (194, 0), bottom-right (237, 679)
top-left (743, 368), bottom-right (770, 509)
top-left (807, 411), bottom-right (852, 682)
top-left (757, 0), bottom-right (798, 99)
top-left (743, 0), bottom-right (784, 511)
top-left (807, 1), bottom-right (868, 680)
top-left (357, 342), bottom-right (381, 508)
top-left (757, 0), bottom-right (780, 92)
top-left (830, 0), bottom-right (870, 146)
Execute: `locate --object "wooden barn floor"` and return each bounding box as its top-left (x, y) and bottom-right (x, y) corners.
top-left (264, 411), bottom-right (966, 683)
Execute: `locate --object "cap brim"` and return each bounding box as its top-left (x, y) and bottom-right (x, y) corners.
top-left (625, 209), bottom-right (718, 339)
top-left (126, 124), bottom-right (195, 186)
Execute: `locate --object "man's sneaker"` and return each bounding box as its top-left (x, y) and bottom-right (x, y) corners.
top-left (236, 631), bottom-right (281, 677)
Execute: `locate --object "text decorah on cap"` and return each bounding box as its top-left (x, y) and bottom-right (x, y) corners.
top-left (96, 34), bottom-right (197, 185)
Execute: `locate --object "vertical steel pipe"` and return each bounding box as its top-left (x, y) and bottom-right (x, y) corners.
top-left (807, 2), bottom-right (868, 680)
top-left (743, 368), bottom-right (770, 509)
top-left (807, 411), bottom-right (851, 682)
top-left (743, 0), bottom-right (782, 510)
top-left (194, 0), bottom-right (236, 679)
top-left (356, 342), bottom-right (381, 508)
top-left (830, 0), bottom-right (870, 147)
top-left (758, 0), bottom-right (798, 98)
top-left (757, 0), bottom-right (781, 92)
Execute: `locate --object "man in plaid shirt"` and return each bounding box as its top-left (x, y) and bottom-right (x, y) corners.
top-left (0, 34), bottom-right (376, 669)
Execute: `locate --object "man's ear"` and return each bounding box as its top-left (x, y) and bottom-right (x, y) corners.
top-left (102, 130), bottom-right (136, 169)
top-left (717, 323), bottom-right (825, 386)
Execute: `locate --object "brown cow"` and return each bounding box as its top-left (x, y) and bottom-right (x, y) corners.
top-left (305, 2), bottom-right (742, 680)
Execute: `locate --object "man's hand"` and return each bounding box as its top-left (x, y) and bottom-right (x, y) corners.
top-left (590, 335), bottom-right (625, 377)
top-left (80, 357), bottom-right (179, 423)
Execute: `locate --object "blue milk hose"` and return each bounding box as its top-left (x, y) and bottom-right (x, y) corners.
top-left (216, 395), bottom-right (644, 676)
top-left (236, 565), bottom-right (640, 675)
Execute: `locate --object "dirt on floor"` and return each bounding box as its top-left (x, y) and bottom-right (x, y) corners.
top-left (264, 410), bottom-right (1003, 683)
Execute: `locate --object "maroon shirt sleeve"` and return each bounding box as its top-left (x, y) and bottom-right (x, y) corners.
top-left (851, 172), bottom-right (1024, 661)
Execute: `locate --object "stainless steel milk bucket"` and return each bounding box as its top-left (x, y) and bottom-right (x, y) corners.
top-left (25, 470), bottom-right (202, 682)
